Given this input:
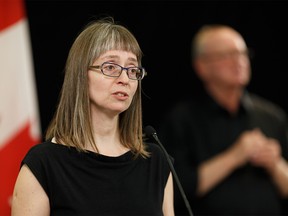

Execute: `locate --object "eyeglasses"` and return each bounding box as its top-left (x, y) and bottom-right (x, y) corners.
top-left (89, 62), bottom-right (147, 80)
top-left (200, 49), bottom-right (254, 61)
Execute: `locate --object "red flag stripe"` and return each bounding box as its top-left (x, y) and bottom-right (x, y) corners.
top-left (0, 0), bottom-right (25, 31)
top-left (0, 122), bottom-right (39, 214)
top-left (0, 1), bottom-right (41, 215)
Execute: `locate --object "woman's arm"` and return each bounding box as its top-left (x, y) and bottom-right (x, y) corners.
top-left (162, 172), bottom-right (175, 216)
top-left (11, 165), bottom-right (50, 216)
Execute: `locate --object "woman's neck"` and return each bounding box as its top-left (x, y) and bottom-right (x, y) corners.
top-left (89, 113), bottom-right (129, 156)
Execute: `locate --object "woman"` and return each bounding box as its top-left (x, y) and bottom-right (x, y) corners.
top-left (11, 17), bottom-right (174, 216)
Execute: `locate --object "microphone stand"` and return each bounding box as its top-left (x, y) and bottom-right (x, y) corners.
top-left (149, 129), bottom-right (194, 216)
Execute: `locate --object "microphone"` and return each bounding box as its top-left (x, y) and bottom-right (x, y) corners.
top-left (144, 125), bottom-right (194, 216)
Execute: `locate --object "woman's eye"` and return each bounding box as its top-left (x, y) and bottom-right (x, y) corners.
top-left (106, 65), bottom-right (115, 70)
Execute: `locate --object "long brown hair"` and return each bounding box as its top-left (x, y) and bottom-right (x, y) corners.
top-left (45, 17), bottom-right (148, 157)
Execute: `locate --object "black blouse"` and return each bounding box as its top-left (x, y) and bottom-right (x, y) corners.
top-left (22, 141), bottom-right (171, 216)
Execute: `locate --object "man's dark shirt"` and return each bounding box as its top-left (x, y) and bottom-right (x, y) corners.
top-left (159, 90), bottom-right (288, 215)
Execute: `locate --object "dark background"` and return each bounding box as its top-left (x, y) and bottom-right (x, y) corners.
top-left (25, 0), bottom-right (288, 138)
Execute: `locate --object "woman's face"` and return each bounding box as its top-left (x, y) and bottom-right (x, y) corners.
top-left (88, 50), bottom-right (139, 116)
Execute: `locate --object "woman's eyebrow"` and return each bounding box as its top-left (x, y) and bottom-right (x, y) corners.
top-left (100, 55), bottom-right (138, 63)
top-left (127, 57), bottom-right (138, 63)
top-left (101, 55), bottom-right (119, 60)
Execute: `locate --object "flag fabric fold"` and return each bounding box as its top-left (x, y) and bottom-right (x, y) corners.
top-left (0, 0), bottom-right (41, 215)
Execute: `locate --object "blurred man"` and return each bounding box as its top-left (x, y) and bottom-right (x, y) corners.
top-left (160, 24), bottom-right (288, 215)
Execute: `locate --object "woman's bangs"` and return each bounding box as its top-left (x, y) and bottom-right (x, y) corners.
top-left (102, 32), bottom-right (141, 59)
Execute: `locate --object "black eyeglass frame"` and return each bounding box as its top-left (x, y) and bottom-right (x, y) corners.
top-left (89, 62), bottom-right (147, 80)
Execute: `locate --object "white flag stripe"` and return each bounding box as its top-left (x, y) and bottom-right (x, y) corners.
top-left (0, 18), bottom-right (40, 148)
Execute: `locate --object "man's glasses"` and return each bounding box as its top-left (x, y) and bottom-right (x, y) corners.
top-left (89, 62), bottom-right (147, 80)
top-left (200, 49), bottom-right (254, 61)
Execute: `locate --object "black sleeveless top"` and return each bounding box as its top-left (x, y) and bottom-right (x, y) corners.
top-left (21, 141), bottom-right (171, 216)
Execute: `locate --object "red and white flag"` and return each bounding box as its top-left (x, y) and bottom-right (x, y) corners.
top-left (0, 0), bottom-right (41, 214)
